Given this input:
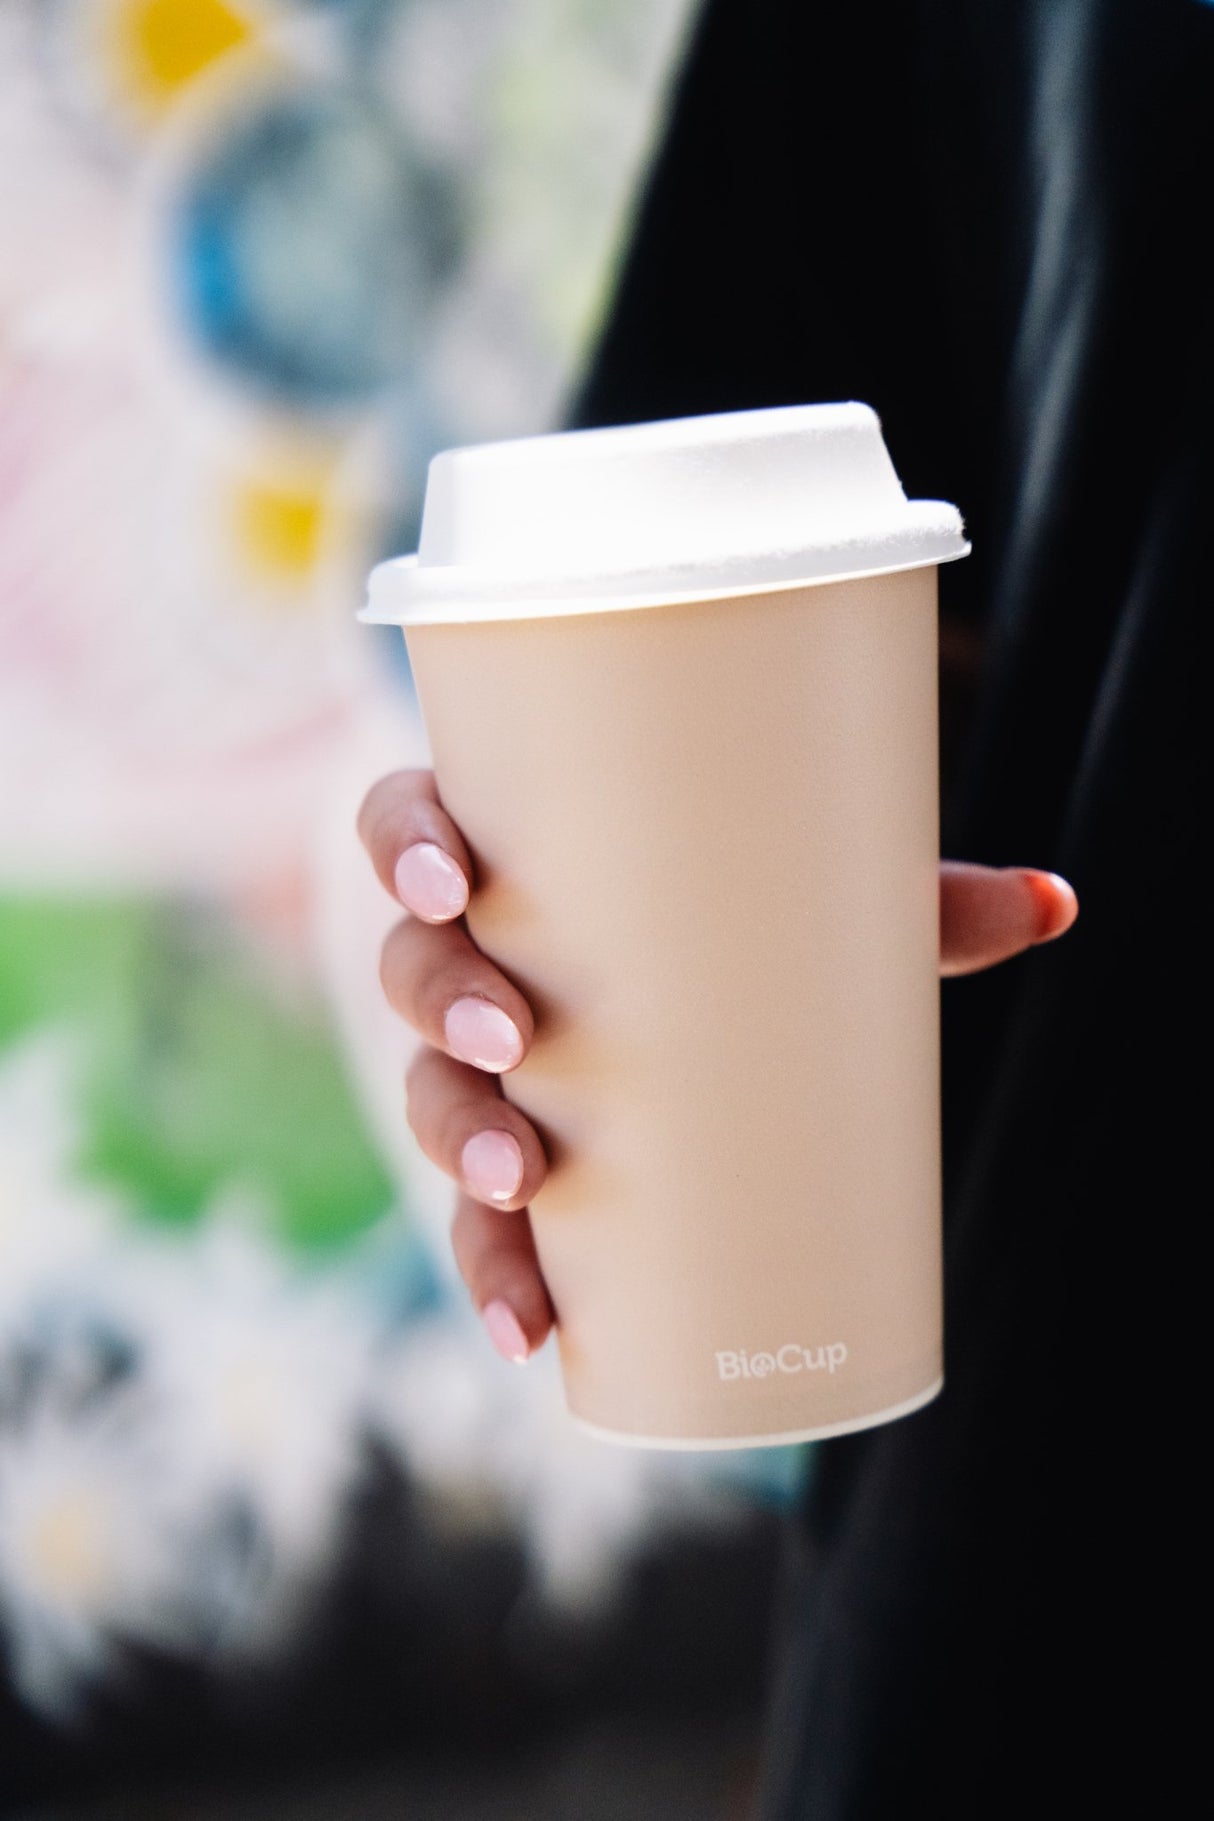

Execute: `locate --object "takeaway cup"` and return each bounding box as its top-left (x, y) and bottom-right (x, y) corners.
top-left (361, 403), bottom-right (969, 1448)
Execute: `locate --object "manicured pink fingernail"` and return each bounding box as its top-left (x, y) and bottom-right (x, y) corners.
top-left (1020, 870), bottom-right (1079, 943)
top-left (445, 996), bottom-right (523, 1071)
top-left (461, 1128), bottom-right (525, 1202)
top-left (394, 842), bottom-right (468, 920)
top-left (483, 1299), bottom-right (530, 1364)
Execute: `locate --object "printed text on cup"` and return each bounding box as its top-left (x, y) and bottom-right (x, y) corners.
top-left (715, 1343), bottom-right (848, 1381)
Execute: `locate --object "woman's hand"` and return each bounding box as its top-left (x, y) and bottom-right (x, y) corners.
top-left (358, 769), bottom-right (1079, 1364)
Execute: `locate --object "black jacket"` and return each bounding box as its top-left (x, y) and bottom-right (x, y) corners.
top-left (569, 1), bottom-right (1209, 1812)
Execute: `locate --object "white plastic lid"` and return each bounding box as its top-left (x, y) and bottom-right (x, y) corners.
top-left (360, 402), bottom-right (968, 626)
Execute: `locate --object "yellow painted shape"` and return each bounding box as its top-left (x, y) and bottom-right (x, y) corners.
top-left (112, 0), bottom-right (253, 107)
top-left (229, 473), bottom-right (329, 581)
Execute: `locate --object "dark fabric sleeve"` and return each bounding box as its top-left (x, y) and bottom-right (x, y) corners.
top-left (565, 0), bottom-right (1212, 1813)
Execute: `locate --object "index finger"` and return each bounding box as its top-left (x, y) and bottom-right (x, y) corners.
top-left (357, 769), bottom-right (475, 918)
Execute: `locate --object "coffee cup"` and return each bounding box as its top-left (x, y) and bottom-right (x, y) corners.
top-left (362, 402), bottom-right (968, 1447)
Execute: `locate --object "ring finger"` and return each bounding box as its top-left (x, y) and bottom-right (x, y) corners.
top-left (405, 1043), bottom-right (549, 1213)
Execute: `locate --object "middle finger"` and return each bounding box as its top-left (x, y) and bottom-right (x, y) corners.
top-left (379, 913), bottom-right (534, 1072)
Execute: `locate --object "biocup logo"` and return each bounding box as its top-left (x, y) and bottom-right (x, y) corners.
top-left (715, 1342), bottom-right (848, 1381)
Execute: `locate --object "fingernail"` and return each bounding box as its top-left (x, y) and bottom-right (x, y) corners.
top-left (445, 996), bottom-right (524, 1071)
top-left (1019, 870), bottom-right (1079, 944)
top-left (461, 1129), bottom-right (525, 1202)
top-left (482, 1299), bottom-right (530, 1364)
top-left (394, 842), bottom-right (468, 920)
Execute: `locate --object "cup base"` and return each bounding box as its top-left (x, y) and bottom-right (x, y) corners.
top-left (569, 1375), bottom-right (944, 1452)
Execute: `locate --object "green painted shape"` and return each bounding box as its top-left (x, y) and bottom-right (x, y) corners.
top-left (0, 897), bottom-right (145, 1044)
top-left (0, 896), bottom-right (395, 1249)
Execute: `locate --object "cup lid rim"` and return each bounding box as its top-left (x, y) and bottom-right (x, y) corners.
top-left (360, 526), bottom-right (970, 626)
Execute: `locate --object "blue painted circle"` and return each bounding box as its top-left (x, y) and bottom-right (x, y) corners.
top-left (171, 88), bottom-right (453, 404)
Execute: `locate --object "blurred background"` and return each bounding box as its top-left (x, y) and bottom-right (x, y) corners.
top-left (0, 1), bottom-right (804, 1812)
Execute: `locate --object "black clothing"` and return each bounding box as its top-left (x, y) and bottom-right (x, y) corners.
top-left (569, 1), bottom-right (1208, 1812)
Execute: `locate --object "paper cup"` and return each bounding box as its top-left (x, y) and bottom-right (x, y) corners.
top-left (362, 403), bottom-right (968, 1447)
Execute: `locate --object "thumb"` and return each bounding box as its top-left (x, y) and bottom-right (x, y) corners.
top-left (940, 862), bottom-right (1079, 978)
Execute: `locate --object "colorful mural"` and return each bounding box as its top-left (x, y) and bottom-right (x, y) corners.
top-left (1, 0), bottom-right (802, 1779)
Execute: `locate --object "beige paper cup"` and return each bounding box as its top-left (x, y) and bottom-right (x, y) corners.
top-left (362, 404), bottom-right (969, 1448)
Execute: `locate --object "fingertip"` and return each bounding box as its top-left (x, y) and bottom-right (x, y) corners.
top-left (450, 1180), bottom-right (554, 1364)
top-left (1019, 869), bottom-right (1080, 945)
top-left (460, 1128), bottom-right (526, 1204)
top-left (482, 1298), bottom-right (533, 1364)
top-left (444, 996), bottom-right (525, 1072)
top-left (394, 841), bottom-right (470, 921)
